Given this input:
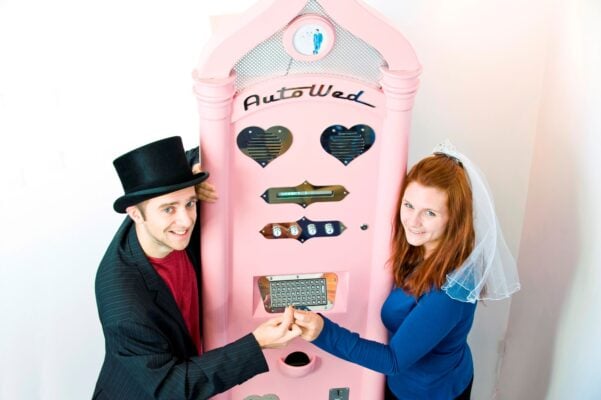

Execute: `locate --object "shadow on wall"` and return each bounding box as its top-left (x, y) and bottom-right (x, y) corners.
top-left (468, 296), bottom-right (513, 399)
top-left (497, 99), bottom-right (581, 399)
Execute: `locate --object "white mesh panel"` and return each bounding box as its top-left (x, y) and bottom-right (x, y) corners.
top-left (233, 0), bottom-right (387, 90)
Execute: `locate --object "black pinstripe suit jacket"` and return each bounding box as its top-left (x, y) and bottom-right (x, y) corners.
top-left (93, 216), bottom-right (268, 399)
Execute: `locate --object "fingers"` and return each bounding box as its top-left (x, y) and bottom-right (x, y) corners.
top-left (288, 323), bottom-right (302, 336)
top-left (190, 164), bottom-right (218, 202)
top-left (271, 307), bottom-right (296, 335)
top-left (262, 307), bottom-right (294, 330)
top-left (283, 307), bottom-right (300, 338)
top-left (279, 323), bottom-right (302, 344)
top-left (195, 182), bottom-right (219, 202)
top-left (279, 319), bottom-right (302, 340)
top-left (263, 316), bottom-right (283, 328)
top-left (191, 163), bottom-right (202, 174)
top-left (257, 308), bottom-right (302, 349)
top-left (292, 310), bottom-right (323, 341)
top-left (256, 307), bottom-right (322, 348)
top-left (281, 306), bottom-right (295, 326)
top-left (293, 309), bottom-right (313, 328)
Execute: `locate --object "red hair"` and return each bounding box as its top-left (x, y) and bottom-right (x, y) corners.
top-left (389, 154), bottom-right (475, 298)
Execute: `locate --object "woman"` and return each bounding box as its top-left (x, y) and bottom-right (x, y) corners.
top-left (294, 141), bottom-right (520, 399)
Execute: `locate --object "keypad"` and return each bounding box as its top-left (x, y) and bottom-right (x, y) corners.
top-left (269, 278), bottom-right (327, 308)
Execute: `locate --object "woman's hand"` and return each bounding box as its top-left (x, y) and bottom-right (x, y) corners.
top-left (293, 309), bottom-right (324, 341)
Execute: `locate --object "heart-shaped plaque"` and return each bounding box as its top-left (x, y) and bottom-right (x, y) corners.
top-left (237, 126), bottom-right (293, 167)
top-left (320, 124), bottom-right (375, 165)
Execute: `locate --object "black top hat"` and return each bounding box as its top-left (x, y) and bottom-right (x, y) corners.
top-left (112, 136), bottom-right (209, 213)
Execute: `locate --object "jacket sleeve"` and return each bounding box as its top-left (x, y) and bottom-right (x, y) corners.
top-left (104, 318), bottom-right (268, 400)
top-left (311, 291), bottom-right (467, 375)
top-left (185, 147), bottom-right (200, 167)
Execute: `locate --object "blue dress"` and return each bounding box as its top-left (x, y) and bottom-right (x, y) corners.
top-left (312, 287), bottom-right (476, 399)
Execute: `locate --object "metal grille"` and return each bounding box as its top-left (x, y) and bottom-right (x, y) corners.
top-left (329, 133), bottom-right (365, 164)
top-left (269, 278), bottom-right (328, 308)
top-left (233, 0), bottom-right (387, 91)
top-left (246, 131), bottom-right (284, 164)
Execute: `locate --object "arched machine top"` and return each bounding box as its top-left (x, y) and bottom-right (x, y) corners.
top-left (194, 0), bottom-right (421, 80)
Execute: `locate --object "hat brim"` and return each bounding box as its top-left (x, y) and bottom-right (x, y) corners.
top-left (113, 172), bottom-right (209, 213)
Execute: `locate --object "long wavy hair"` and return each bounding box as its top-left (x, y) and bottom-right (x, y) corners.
top-left (389, 154), bottom-right (475, 298)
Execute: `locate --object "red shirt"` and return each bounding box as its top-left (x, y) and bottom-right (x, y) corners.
top-left (148, 250), bottom-right (202, 355)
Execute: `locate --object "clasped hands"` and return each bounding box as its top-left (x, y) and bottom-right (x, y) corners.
top-left (253, 306), bottom-right (325, 349)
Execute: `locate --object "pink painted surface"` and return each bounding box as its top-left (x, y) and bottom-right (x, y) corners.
top-left (194, 1), bottom-right (420, 399)
top-left (196, 0), bottom-right (420, 79)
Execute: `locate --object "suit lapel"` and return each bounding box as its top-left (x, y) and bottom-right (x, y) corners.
top-left (122, 222), bottom-right (197, 352)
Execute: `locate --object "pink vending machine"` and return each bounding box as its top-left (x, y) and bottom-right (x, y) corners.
top-left (193, 1), bottom-right (420, 399)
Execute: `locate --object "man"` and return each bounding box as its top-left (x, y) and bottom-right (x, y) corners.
top-left (94, 136), bottom-right (300, 399)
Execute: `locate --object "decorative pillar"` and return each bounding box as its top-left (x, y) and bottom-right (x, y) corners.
top-left (359, 66), bottom-right (421, 400)
top-left (193, 72), bottom-right (237, 351)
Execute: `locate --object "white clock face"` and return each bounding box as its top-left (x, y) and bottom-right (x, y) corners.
top-left (292, 24), bottom-right (329, 56)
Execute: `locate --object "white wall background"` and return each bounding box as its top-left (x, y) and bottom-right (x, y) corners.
top-left (0, 0), bottom-right (598, 399)
top-left (498, 0), bottom-right (601, 399)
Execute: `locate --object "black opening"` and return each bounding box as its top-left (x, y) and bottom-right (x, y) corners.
top-left (284, 351), bottom-right (311, 367)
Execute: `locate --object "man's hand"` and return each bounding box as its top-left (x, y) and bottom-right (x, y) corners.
top-left (253, 306), bottom-right (302, 349)
top-left (293, 309), bottom-right (324, 342)
top-left (192, 163), bottom-right (218, 203)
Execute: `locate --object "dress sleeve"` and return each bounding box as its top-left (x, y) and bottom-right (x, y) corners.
top-left (106, 319), bottom-right (268, 399)
top-left (311, 291), bottom-right (465, 375)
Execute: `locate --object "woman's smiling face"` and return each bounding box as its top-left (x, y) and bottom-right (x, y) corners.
top-left (400, 181), bottom-right (449, 258)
